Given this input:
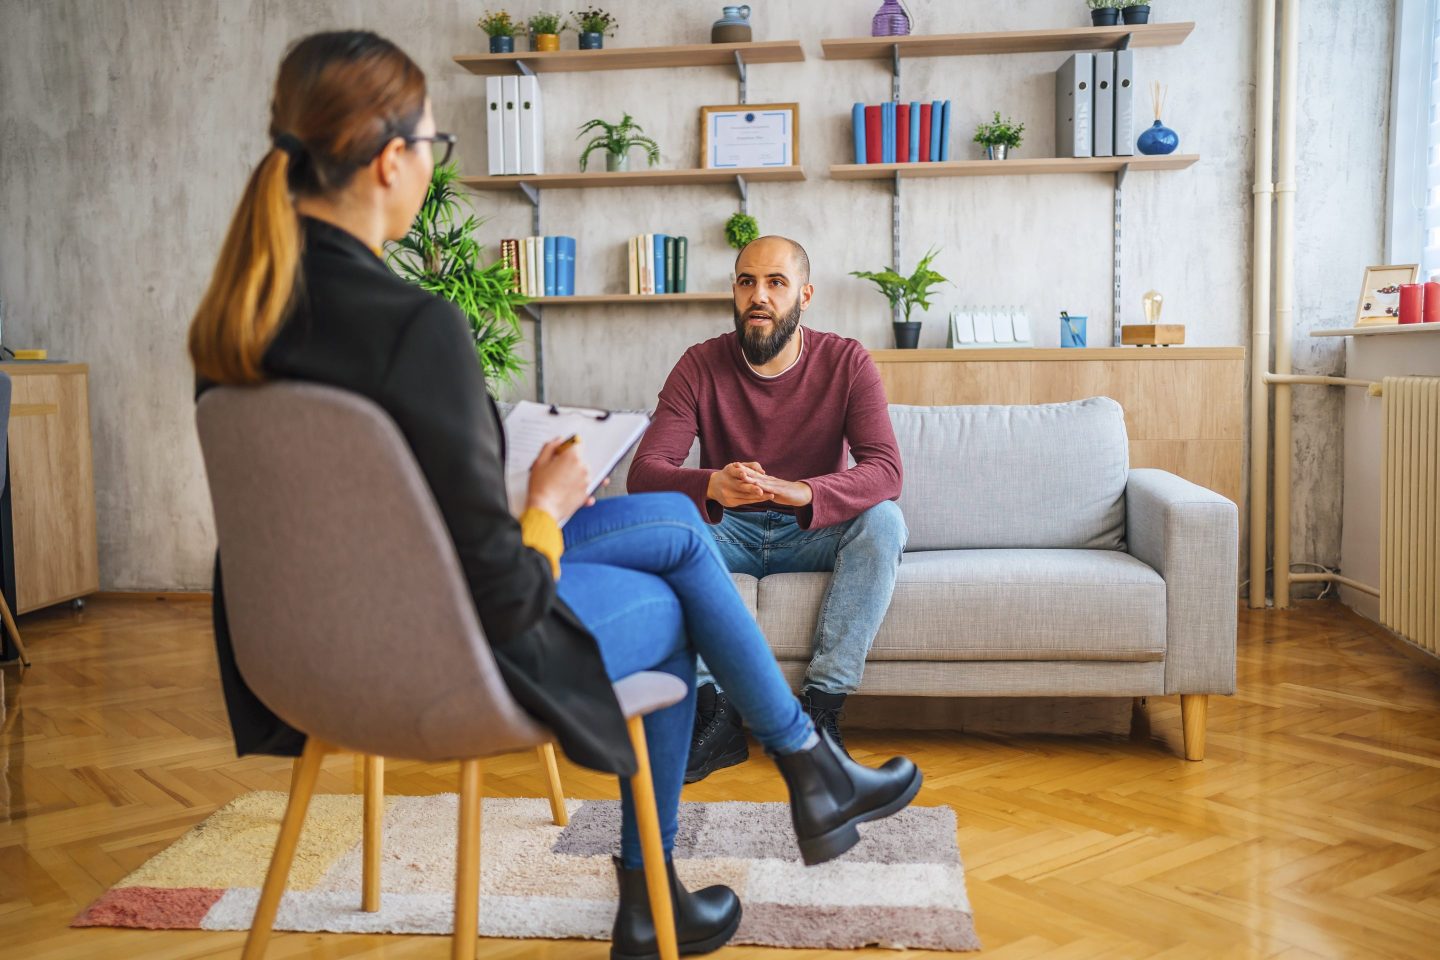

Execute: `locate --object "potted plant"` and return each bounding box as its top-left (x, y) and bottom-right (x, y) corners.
top-left (973, 112), bottom-right (1025, 160)
top-left (1119, 0), bottom-right (1151, 25)
top-left (577, 113), bottom-right (660, 172)
top-left (528, 11), bottom-right (565, 51)
top-left (387, 163), bottom-right (528, 390)
top-left (569, 7), bottom-right (617, 49)
top-left (725, 212), bottom-right (760, 250)
top-left (478, 10), bottom-right (519, 53)
top-left (1087, 0), bottom-right (1121, 27)
top-left (850, 247), bottom-right (949, 349)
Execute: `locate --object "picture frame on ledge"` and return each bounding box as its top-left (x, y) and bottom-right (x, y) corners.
top-left (1355, 263), bottom-right (1419, 327)
top-left (700, 102), bottom-right (800, 169)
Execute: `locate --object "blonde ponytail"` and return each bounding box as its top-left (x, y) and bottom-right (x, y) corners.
top-left (188, 148), bottom-right (301, 384)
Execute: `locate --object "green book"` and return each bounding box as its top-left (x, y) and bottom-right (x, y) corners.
top-left (664, 236), bottom-right (677, 294)
top-left (676, 236), bottom-right (687, 293)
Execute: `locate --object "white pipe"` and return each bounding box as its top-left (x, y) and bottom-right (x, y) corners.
top-left (1273, 0), bottom-right (1299, 609)
top-left (1249, 0), bottom-right (1277, 610)
top-left (1263, 374), bottom-right (1378, 389)
top-left (1289, 572), bottom-right (1381, 598)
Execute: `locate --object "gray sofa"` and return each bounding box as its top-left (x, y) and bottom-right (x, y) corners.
top-left (598, 396), bottom-right (1238, 760)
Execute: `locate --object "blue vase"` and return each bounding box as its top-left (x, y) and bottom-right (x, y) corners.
top-left (1137, 119), bottom-right (1179, 155)
top-left (489, 35), bottom-right (514, 53)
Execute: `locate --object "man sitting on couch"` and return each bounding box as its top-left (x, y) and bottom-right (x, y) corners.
top-left (628, 235), bottom-right (908, 782)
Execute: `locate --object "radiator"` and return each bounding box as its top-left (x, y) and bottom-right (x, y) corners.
top-left (1381, 376), bottom-right (1440, 654)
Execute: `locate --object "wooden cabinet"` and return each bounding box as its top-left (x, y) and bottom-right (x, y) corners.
top-left (2, 362), bottom-right (99, 617)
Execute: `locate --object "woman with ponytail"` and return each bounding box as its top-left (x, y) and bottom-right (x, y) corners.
top-left (194, 31), bottom-right (920, 959)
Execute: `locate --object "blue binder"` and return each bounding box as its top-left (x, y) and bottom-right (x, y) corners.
top-left (852, 102), bottom-right (866, 163)
top-left (543, 236), bottom-right (556, 297)
top-left (908, 101), bottom-right (921, 162)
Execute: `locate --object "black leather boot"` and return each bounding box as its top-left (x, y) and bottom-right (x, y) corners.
top-left (611, 856), bottom-right (742, 960)
top-left (800, 687), bottom-right (849, 758)
top-left (770, 727), bottom-right (922, 866)
top-left (684, 685), bottom-right (748, 784)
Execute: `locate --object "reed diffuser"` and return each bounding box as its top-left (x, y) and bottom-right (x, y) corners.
top-left (1137, 80), bottom-right (1179, 155)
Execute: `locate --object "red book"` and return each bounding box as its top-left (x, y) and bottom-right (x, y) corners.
top-left (865, 106), bottom-right (882, 164)
top-left (895, 102), bottom-right (909, 164)
top-left (919, 104), bottom-right (933, 162)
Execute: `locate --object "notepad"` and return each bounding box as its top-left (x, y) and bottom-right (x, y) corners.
top-left (503, 401), bottom-right (650, 524)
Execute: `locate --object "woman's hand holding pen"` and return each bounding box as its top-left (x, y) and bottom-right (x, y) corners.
top-left (527, 435), bottom-right (594, 520)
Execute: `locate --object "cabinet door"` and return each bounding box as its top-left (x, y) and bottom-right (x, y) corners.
top-left (8, 370), bottom-right (99, 612)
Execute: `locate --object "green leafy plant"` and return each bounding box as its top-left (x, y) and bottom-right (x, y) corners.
top-left (1115, 0), bottom-right (1150, 7)
top-left (528, 11), bottom-right (565, 34)
top-left (569, 7), bottom-right (618, 35)
top-left (1087, 0), bottom-right (1122, 9)
top-left (576, 113), bottom-right (660, 170)
top-left (849, 247), bottom-right (950, 324)
top-left (478, 10), bottom-right (518, 37)
top-left (973, 111), bottom-right (1026, 149)
top-left (725, 212), bottom-right (760, 250)
top-left (387, 163), bottom-right (528, 391)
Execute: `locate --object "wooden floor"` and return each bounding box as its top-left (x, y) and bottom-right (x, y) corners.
top-left (2, 598), bottom-right (1439, 959)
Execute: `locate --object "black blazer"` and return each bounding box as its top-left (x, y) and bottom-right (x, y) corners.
top-left (203, 217), bottom-right (635, 776)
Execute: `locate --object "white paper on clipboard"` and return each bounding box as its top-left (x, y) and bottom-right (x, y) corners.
top-left (503, 401), bottom-right (650, 524)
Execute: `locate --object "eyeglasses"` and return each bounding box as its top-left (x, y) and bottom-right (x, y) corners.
top-left (406, 131), bottom-right (456, 166)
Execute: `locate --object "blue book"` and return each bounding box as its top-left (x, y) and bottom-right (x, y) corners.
top-left (908, 100), bottom-right (921, 162)
top-left (930, 100), bottom-right (942, 162)
top-left (882, 102), bottom-right (893, 163)
top-left (939, 100), bottom-right (952, 161)
top-left (653, 234), bottom-right (667, 294)
top-left (557, 236), bottom-right (575, 295)
top-left (543, 236), bottom-right (557, 297)
top-left (852, 102), bottom-right (866, 164)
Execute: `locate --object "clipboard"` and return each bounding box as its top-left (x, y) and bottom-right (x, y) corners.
top-left (503, 401), bottom-right (650, 524)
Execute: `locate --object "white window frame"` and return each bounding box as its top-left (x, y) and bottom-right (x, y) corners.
top-left (1388, 0), bottom-right (1438, 270)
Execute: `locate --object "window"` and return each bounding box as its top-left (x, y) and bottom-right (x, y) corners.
top-left (1388, 0), bottom-right (1440, 276)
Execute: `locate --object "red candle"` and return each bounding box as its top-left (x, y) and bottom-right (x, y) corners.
top-left (1426, 282), bottom-right (1440, 322)
top-left (1399, 283), bottom-right (1423, 324)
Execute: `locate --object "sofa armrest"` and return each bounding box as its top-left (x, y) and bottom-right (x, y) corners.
top-left (1125, 468), bottom-right (1238, 696)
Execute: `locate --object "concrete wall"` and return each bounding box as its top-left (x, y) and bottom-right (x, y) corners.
top-left (0, 0), bottom-right (1393, 591)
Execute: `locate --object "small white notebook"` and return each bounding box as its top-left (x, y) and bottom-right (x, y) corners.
top-left (503, 401), bottom-right (650, 525)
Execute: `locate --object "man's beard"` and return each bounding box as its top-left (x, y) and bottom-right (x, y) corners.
top-left (733, 298), bottom-right (803, 367)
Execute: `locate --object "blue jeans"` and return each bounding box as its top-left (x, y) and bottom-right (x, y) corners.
top-left (557, 492), bottom-right (814, 868)
top-left (701, 501), bottom-right (908, 696)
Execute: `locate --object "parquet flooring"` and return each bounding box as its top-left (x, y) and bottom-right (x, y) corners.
top-left (2, 597), bottom-right (1439, 958)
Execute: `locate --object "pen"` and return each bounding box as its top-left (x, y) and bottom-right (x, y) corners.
top-left (556, 433), bottom-right (581, 452)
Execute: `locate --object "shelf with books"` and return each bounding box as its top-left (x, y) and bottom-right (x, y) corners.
top-left (820, 22), bottom-right (1194, 61)
top-left (831, 154), bottom-right (1199, 180)
top-left (461, 166), bottom-right (805, 192)
top-left (524, 293), bottom-right (733, 307)
top-left (455, 39), bottom-right (804, 76)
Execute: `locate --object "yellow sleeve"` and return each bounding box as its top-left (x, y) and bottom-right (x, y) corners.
top-left (519, 507), bottom-right (563, 579)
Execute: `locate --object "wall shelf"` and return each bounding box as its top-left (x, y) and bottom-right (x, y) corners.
top-left (831, 154), bottom-right (1199, 181)
top-left (461, 166), bottom-right (804, 192)
top-left (524, 293), bottom-right (732, 307)
top-left (1311, 324), bottom-right (1440, 338)
top-left (820, 22), bottom-right (1195, 61)
top-left (454, 40), bottom-right (804, 76)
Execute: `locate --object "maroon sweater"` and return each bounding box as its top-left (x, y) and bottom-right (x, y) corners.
top-left (627, 327), bottom-right (902, 529)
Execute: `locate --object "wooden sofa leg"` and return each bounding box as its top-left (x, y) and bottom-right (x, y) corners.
top-left (1181, 695), bottom-right (1208, 761)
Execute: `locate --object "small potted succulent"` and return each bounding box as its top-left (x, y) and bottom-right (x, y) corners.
top-left (851, 247), bottom-right (950, 350)
top-left (577, 112), bottom-right (660, 172)
top-left (1120, 0), bottom-right (1152, 25)
top-left (1087, 0), bottom-right (1122, 27)
top-left (973, 112), bottom-right (1025, 161)
top-left (479, 10), bottom-right (519, 53)
top-left (528, 11), bottom-right (565, 51)
top-left (569, 7), bottom-right (618, 50)
top-left (725, 212), bottom-right (760, 250)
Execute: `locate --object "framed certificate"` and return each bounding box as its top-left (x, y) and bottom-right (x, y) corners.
top-left (700, 103), bottom-right (799, 169)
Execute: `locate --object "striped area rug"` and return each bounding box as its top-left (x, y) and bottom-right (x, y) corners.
top-left (73, 792), bottom-right (978, 951)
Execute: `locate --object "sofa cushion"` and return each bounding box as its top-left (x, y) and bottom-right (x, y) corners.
top-left (889, 398), bottom-right (1129, 551)
top-left (755, 548), bottom-right (1165, 663)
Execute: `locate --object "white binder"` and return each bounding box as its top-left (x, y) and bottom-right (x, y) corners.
top-left (1055, 53), bottom-right (1094, 159)
top-left (501, 75), bottom-right (521, 175)
top-left (1114, 49), bottom-right (1136, 156)
top-left (1093, 51), bottom-right (1115, 158)
top-left (517, 75), bottom-right (544, 175)
top-left (485, 76), bottom-right (505, 176)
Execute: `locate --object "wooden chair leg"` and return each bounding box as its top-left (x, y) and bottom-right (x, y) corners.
top-left (625, 716), bottom-right (679, 960)
top-left (1181, 694), bottom-right (1208, 761)
top-left (537, 743), bottom-right (568, 826)
top-left (0, 591), bottom-right (30, 669)
top-left (452, 759), bottom-right (484, 960)
top-left (243, 737), bottom-right (330, 960)
top-left (362, 755), bottom-right (384, 912)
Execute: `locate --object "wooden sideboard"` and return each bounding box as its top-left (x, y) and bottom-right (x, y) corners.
top-left (1, 362), bottom-right (99, 621)
top-left (870, 347), bottom-right (1246, 506)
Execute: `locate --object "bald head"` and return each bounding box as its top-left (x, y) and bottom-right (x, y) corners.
top-left (734, 235), bottom-right (810, 286)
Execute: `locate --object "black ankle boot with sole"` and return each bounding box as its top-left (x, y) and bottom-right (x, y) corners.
top-left (611, 856), bottom-right (741, 960)
top-left (684, 685), bottom-right (748, 784)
